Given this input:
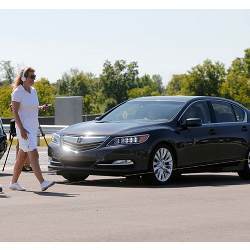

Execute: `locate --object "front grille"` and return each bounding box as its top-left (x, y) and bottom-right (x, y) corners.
top-left (62, 141), bottom-right (103, 151)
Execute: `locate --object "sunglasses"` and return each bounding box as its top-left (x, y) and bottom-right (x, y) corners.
top-left (29, 74), bottom-right (36, 80)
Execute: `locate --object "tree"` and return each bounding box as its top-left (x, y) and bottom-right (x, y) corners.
top-left (34, 78), bottom-right (57, 116)
top-left (165, 60), bottom-right (226, 96)
top-left (0, 60), bottom-right (16, 85)
top-left (182, 59), bottom-right (226, 96)
top-left (100, 60), bottom-right (139, 107)
top-left (152, 74), bottom-right (164, 93)
top-left (56, 69), bottom-right (95, 96)
top-left (0, 85), bottom-right (12, 117)
top-left (165, 74), bottom-right (188, 95)
top-left (243, 48), bottom-right (250, 77)
top-left (128, 74), bottom-right (163, 98)
top-left (220, 48), bottom-right (250, 108)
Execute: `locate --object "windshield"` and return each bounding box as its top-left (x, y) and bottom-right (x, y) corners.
top-left (101, 100), bottom-right (185, 122)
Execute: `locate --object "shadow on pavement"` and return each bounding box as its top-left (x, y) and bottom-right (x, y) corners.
top-left (56, 173), bottom-right (250, 189)
top-left (33, 191), bottom-right (79, 197)
top-left (0, 193), bottom-right (9, 198)
top-left (0, 173), bottom-right (13, 177)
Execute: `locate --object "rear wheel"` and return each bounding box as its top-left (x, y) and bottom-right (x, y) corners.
top-left (61, 172), bottom-right (89, 182)
top-left (142, 144), bottom-right (175, 185)
top-left (238, 150), bottom-right (250, 180)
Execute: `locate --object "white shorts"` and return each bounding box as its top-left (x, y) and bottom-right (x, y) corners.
top-left (16, 128), bottom-right (37, 152)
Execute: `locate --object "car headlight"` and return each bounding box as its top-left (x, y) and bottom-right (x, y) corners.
top-left (51, 133), bottom-right (60, 145)
top-left (107, 134), bottom-right (150, 147)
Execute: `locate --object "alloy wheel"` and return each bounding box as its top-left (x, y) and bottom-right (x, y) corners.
top-left (152, 147), bottom-right (173, 182)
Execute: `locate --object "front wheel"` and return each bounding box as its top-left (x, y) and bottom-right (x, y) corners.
top-left (61, 172), bottom-right (89, 182)
top-left (142, 144), bottom-right (175, 185)
top-left (238, 150), bottom-right (250, 180)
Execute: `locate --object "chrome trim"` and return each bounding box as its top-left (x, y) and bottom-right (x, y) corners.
top-left (176, 158), bottom-right (247, 170)
top-left (97, 162), bottom-right (134, 167)
top-left (63, 135), bottom-right (108, 145)
top-left (61, 135), bottom-right (109, 152)
top-left (48, 159), bottom-right (62, 166)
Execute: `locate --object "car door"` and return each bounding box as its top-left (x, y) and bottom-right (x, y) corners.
top-left (208, 100), bottom-right (249, 163)
top-left (0, 118), bottom-right (7, 159)
top-left (177, 100), bottom-right (219, 167)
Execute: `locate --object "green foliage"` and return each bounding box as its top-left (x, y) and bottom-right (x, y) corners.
top-left (84, 91), bottom-right (106, 114)
top-left (219, 49), bottom-right (250, 108)
top-left (183, 60), bottom-right (226, 96)
top-left (243, 48), bottom-right (250, 77)
top-left (128, 74), bottom-right (163, 98)
top-left (56, 69), bottom-right (95, 96)
top-left (0, 85), bottom-right (12, 117)
top-left (100, 60), bottom-right (139, 106)
top-left (34, 78), bottom-right (57, 116)
top-left (165, 60), bottom-right (226, 97)
top-left (1, 48), bottom-right (250, 118)
top-left (0, 60), bottom-right (16, 85)
top-left (165, 74), bottom-right (188, 95)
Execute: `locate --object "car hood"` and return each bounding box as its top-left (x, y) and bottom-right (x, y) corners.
top-left (60, 120), bottom-right (165, 136)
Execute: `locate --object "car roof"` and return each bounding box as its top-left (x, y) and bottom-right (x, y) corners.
top-left (132, 95), bottom-right (242, 104)
top-left (132, 96), bottom-right (198, 102)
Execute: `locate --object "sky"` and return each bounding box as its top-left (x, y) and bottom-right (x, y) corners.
top-left (0, 10), bottom-right (249, 85)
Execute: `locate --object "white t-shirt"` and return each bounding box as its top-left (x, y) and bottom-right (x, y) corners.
top-left (11, 84), bottom-right (39, 132)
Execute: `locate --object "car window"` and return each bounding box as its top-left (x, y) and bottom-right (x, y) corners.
top-left (211, 101), bottom-right (236, 123)
top-left (232, 105), bottom-right (246, 122)
top-left (182, 101), bottom-right (211, 124)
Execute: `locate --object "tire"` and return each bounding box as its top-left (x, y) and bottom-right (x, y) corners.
top-left (61, 172), bottom-right (89, 182)
top-left (142, 144), bottom-right (175, 185)
top-left (238, 150), bottom-right (250, 180)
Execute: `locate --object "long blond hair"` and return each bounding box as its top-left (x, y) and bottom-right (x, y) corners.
top-left (12, 67), bottom-right (35, 90)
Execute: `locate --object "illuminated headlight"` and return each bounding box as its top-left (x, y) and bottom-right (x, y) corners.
top-left (51, 133), bottom-right (60, 145)
top-left (107, 134), bottom-right (150, 147)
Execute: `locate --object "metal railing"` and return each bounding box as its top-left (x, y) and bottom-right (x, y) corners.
top-left (3, 124), bottom-right (68, 135)
top-left (2, 113), bottom-right (102, 135)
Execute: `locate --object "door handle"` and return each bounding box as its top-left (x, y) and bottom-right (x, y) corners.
top-left (208, 128), bottom-right (216, 135)
top-left (241, 126), bottom-right (248, 132)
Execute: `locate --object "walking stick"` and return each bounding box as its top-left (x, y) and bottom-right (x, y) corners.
top-left (38, 124), bottom-right (48, 147)
top-left (2, 135), bottom-right (14, 172)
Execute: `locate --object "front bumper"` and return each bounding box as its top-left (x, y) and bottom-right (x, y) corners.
top-left (48, 142), bottom-right (151, 176)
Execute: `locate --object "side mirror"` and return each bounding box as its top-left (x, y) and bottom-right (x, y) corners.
top-left (181, 118), bottom-right (202, 128)
top-left (95, 116), bottom-right (100, 121)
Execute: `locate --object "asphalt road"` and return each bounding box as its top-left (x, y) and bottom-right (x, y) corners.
top-left (1, 147), bottom-right (250, 241)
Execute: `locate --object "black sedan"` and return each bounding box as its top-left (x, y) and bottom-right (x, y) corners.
top-left (48, 96), bottom-right (250, 185)
top-left (0, 118), bottom-right (7, 160)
